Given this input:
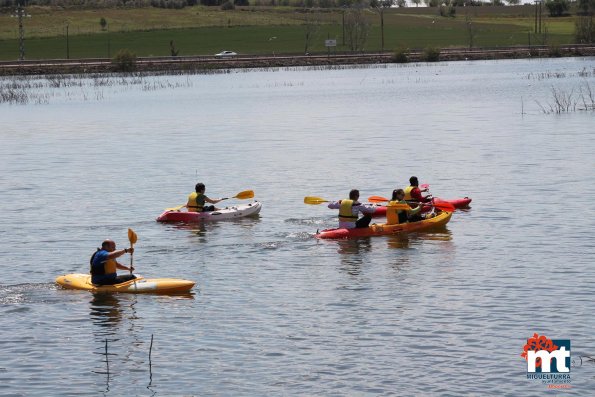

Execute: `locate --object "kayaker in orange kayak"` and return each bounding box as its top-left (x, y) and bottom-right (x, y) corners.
top-left (90, 240), bottom-right (135, 285)
top-left (186, 183), bottom-right (223, 212)
top-left (327, 189), bottom-right (375, 229)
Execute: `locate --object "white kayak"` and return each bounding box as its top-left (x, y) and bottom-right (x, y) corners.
top-left (156, 201), bottom-right (262, 223)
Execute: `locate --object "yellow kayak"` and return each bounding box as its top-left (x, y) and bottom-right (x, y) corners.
top-left (316, 211), bottom-right (452, 239)
top-left (55, 273), bottom-right (195, 294)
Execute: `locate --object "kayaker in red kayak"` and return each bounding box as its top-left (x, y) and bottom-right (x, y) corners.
top-left (404, 176), bottom-right (432, 204)
top-left (187, 183), bottom-right (224, 212)
top-left (327, 189), bottom-right (375, 229)
top-left (386, 189), bottom-right (423, 225)
top-left (90, 240), bottom-right (136, 285)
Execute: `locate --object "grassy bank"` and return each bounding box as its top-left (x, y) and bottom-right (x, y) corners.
top-left (0, 5), bottom-right (576, 60)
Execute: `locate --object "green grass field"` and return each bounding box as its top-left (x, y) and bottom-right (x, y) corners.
top-left (0, 5), bottom-right (576, 60)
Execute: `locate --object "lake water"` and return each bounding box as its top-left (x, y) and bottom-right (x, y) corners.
top-left (1, 57), bottom-right (594, 396)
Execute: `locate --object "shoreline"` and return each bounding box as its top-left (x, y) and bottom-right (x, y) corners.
top-left (1, 45), bottom-right (594, 76)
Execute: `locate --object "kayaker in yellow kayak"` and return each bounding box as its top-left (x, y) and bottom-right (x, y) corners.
top-left (327, 189), bottom-right (375, 229)
top-left (90, 240), bottom-right (136, 285)
top-left (186, 183), bottom-right (224, 212)
top-left (386, 189), bottom-right (423, 225)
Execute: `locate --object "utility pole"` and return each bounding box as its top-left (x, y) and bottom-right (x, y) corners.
top-left (342, 8), bottom-right (346, 46)
top-left (534, 1), bottom-right (538, 33)
top-left (380, 8), bottom-right (384, 53)
top-left (13, 0), bottom-right (27, 60)
top-left (66, 24), bottom-right (70, 59)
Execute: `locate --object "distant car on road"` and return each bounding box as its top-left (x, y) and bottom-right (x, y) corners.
top-left (214, 51), bottom-right (237, 58)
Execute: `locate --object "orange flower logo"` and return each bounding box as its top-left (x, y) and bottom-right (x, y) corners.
top-left (521, 333), bottom-right (559, 368)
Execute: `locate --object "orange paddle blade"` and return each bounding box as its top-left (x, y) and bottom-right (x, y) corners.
top-left (368, 196), bottom-right (389, 203)
top-left (432, 200), bottom-right (456, 212)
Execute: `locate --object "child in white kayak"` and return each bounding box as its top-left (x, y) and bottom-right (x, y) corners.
top-left (186, 183), bottom-right (224, 212)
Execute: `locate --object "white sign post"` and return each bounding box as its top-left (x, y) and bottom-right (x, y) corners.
top-left (325, 39), bottom-right (337, 57)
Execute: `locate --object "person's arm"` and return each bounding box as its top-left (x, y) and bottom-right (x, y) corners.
top-left (356, 203), bottom-right (376, 214)
top-left (327, 201), bottom-right (341, 209)
top-left (408, 204), bottom-right (422, 215)
top-left (106, 247), bottom-right (133, 260)
top-left (410, 188), bottom-right (431, 203)
top-left (116, 262), bottom-right (134, 272)
top-left (204, 195), bottom-right (223, 204)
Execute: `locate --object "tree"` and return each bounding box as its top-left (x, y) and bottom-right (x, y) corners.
top-left (577, 0), bottom-right (595, 15)
top-left (344, 6), bottom-right (370, 52)
top-left (545, 0), bottom-right (569, 17)
top-left (411, 0), bottom-right (421, 6)
top-left (100, 17), bottom-right (107, 31)
top-left (466, 13), bottom-right (477, 48)
top-left (575, 15), bottom-right (595, 42)
top-left (303, 10), bottom-right (321, 55)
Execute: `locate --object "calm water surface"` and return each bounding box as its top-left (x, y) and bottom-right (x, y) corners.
top-left (1, 58), bottom-right (595, 396)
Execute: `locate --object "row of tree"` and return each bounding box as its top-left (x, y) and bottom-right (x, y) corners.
top-left (3, 0), bottom-right (594, 9)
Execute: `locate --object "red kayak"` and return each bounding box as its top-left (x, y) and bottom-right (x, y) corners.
top-left (372, 197), bottom-right (471, 217)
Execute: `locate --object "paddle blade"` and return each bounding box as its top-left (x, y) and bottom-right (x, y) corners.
top-left (368, 196), bottom-right (389, 203)
top-left (433, 201), bottom-right (456, 212)
top-left (128, 228), bottom-right (138, 245)
top-left (304, 196), bottom-right (329, 205)
top-left (165, 204), bottom-right (185, 212)
top-left (233, 190), bottom-right (254, 200)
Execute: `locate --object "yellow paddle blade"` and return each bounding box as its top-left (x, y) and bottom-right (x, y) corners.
top-left (128, 228), bottom-right (138, 245)
top-left (368, 196), bottom-right (389, 203)
top-left (233, 190), bottom-right (254, 200)
top-left (165, 204), bottom-right (186, 212)
top-left (304, 196), bottom-right (329, 205)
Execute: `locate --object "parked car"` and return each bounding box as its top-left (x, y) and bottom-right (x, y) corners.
top-left (214, 51), bottom-right (237, 57)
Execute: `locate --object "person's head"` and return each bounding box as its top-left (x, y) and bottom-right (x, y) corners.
top-left (349, 189), bottom-right (360, 200)
top-left (195, 183), bottom-right (206, 193)
top-left (101, 239), bottom-right (116, 252)
top-left (392, 189), bottom-right (405, 201)
top-left (409, 176), bottom-right (419, 186)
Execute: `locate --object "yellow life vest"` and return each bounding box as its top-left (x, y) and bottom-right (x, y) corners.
top-left (338, 199), bottom-right (358, 223)
top-left (404, 186), bottom-right (415, 201)
top-left (105, 258), bottom-right (117, 274)
top-left (386, 200), bottom-right (408, 225)
top-left (187, 192), bottom-right (205, 212)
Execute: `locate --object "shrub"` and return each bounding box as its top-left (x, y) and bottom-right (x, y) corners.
top-left (423, 47), bottom-right (440, 62)
top-left (548, 44), bottom-right (562, 57)
top-left (221, 0), bottom-right (235, 9)
top-left (112, 49), bottom-right (137, 72)
top-left (393, 47), bottom-right (409, 63)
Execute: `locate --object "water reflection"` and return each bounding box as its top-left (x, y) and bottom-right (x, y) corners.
top-left (385, 233), bottom-right (411, 249)
top-left (336, 238), bottom-right (372, 276)
top-left (168, 216), bottom-right (262, 243)
top-left (89, 293), bottom-right (126, 331)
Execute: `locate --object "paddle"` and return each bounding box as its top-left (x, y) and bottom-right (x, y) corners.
top-left (304, 196), bottom-right (331, 205)
top-left (128, 228), bottom-right (137, 275)
top-left (221, 190), bottom-right (254, 201)
top-left (165, 190), bottom-right (254, 211)
top-left (367, 196), bottom-right (455, 212)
